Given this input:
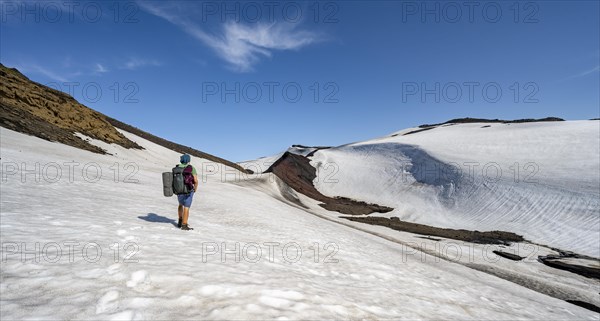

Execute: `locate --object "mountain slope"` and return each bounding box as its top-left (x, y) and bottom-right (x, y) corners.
top-left (0, 63), bottom-right (246, 173)
top-left (104, 116), bottom-right (249, 173)
top-left (1, 126), bottom-right (597, 320)
top-left (0, 63), bottom-right (141, 153)
top-left (308, 121), bottom-right (600, 257)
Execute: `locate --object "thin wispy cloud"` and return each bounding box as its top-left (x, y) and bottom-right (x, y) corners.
top-left (573, 65), bottom-right (600, 78)
top-left (33, 65), bottom-right (71, 82)
top-left (561, 65), bottom-right (600, 82)
top-left (4, 57), bottom-right (161, 82)
top-left (10, 63), bottom-right (72, 82)
top-left (94, 63), bottom-right (109, 73)
top-left (137, 1), bottom-right (321, 72)
top-left (122, 57), bottom-right (161, 70)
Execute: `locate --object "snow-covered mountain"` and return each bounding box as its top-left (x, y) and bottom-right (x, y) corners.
top-left (307, 120), bottom-right (600, 258)
top-left (2, 120), bottom-right (599, 319)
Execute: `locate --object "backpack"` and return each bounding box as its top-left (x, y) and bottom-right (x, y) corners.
top-left (172, 164), bottom-right (194, 195)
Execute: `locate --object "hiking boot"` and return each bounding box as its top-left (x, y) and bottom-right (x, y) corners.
top-left (181, 224), bottom-right (193, 231)
top-left (177, 218), bottom-right (182, 228)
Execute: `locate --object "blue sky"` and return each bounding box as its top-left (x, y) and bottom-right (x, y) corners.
top-left (2, 0), bottom-right (599, 161)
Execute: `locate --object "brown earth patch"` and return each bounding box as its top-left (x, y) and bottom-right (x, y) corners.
top-left (266, 152), bottom-right (393, 215)
top-left (493, 250), bottom-right (525, 261)
top-left (0, 102), bottom-right (107, 154)
top-left (0, 63), bottom-right (247, 173)
top-left (538, 253), bottom-right (600, 280)
top-left (0, 63), bottom-right (142, 153)
top-left (341, 216), bottom-right (524, 244)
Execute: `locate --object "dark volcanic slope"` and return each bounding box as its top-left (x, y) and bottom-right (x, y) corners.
top-left (395, 117), bottom-right (565, 136)
top-left (0, 63), bottom-right (142, 154)
top-left (418, 117), bottom-right (564, 128)
top-left (538, 253), bottom-right (600, 280)
top-left (342, 216), bottom-right (525, 244)
top-left (0, 103), bottom-right (108, 154)
top-left (266, 152), bottom-right (393, 215)
top-left (0, 63), bottom-right (247, 173)
top-left (105, 116), bottom-right (250, 173)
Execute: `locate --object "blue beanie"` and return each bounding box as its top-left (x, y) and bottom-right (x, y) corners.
top-left (180, 154), bottom-right (191, 164)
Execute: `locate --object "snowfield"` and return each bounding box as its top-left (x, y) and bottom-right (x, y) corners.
top-left (311, 121), bottom-right (600, 257)
top-left (1, 123), bottom-right (599, 320)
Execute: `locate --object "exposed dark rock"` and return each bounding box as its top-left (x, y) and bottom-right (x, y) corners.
top-left (0, 63), bottom-right (142, 153)
top-left (0, 103), bottom-right (107, 154)
top-left (402, 127), bottom-right (436, 136)
top-left (493, 250), bottom-right (525, 261)
top-left (415, 236), bottom-right (442, 241)
top-left (305, 147), bottom-right (333, 157)
top-left (341, 216), bottom-right (524, 244)
top-left (0, 63), bottom-right (246, 173)
top-left (266, 152), bottom-right (393, 215)
top-left (565, 300), bottom-right (600, 313)
top-left (419, 117), bottom-right (564, 128)
top-left (538, 254), bottom-right (600, 279)
top-left (291, 144), bottom-right (332, 150)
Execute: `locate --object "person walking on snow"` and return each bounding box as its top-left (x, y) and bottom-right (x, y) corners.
top-left (177, 154), bottom-right (198, 230)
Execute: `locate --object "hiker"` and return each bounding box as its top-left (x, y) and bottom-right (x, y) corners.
top-left (175, 154), bottom-right (198, 231)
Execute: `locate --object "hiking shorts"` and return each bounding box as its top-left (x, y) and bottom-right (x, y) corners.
top-left (177, 191), bottom-right (195, 208)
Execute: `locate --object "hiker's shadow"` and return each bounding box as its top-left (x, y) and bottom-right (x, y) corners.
top-left (138, 213), bottom-right (177, 227)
